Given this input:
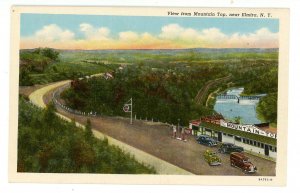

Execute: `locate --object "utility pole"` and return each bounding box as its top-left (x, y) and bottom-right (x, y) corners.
top-left (123, 98), bottom-right (133, 124)
top-left (130, 98), bottom-right (133, 124)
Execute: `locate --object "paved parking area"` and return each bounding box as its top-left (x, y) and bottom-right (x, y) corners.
top-left (38, 82), bottom-right (276, 176)
top-left (47, 91), bottom-right (275, 175)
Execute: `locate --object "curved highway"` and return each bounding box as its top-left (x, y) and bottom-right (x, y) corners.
top-left (28, 79), bottom-right (193, 175)
top-left (27, 77), bottom-right (275, 176)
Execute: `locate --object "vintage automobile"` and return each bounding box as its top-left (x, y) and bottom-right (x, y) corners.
top-left (203, 150), bottom-right (221, 166)
top-left (196, 135), bottom-right (218, 146)
top-left (230, 152), bottom-right (257, 173)
top-left (218, 142), bottom-right (244, 153)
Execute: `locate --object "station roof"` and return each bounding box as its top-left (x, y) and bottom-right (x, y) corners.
top-left (199, 122), bottom-right (277, 146)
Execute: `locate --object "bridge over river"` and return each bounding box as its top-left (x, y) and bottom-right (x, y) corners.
top-left (216, 94), bottom-right (265, 103)
top-left (214, 88), bottom-right (267, 124)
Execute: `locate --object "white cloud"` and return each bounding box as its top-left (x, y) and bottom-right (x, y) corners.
top-left (159, 24), bottom-right (200, 42)
top-left (227, 28), bottom-right (278, 48)
top-left (159, 24), bottom-right (228, 46)
top-left (35, 24), bottom-right (75, 41)
top-left (79, 23), bottom-right (110, 40)
top-left (119, 31), bottom-right (139, 41)
top-left (21, 23), bottom-right (278, 49)
top-left (158, 24), bottom-right (278, 48)
top-left (180, 28), bottom-right (199, 40)
top-left (256, 28), bottom-right (277, 37)
top-left (159, 24), bottom-right (184, 39)
top-left (199, 28), bottom-right (227, 42)
top-left (79, 23), bottom-right (92, 32)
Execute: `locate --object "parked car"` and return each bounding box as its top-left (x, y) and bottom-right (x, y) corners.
top-left (218, 142), bottom-right (244, 153)
top-left (196, 135), bottom-right (218, 146)
top-left (230, 152), bottom-right (257, 173)
top-left (203, 150), bottom-right (221, 166)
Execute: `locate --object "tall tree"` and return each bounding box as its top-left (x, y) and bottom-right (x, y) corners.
top-left (85, 118), bottom-right (93, 140)
top-left (43, 102), bottom-right (56, 127)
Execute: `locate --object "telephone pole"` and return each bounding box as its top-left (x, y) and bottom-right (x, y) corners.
top-left (130, 98), bottom-right (133, 124)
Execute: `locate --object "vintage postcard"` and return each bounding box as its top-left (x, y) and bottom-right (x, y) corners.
top-left (9, 6), bottom-right (289, 185)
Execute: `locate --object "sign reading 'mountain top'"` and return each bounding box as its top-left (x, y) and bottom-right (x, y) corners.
top-left (220, 120), bottom-right (277, 139)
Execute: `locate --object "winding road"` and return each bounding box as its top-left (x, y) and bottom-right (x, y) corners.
top-left (28, 80), bottom-right (193, 175)
top-left (26, 77), bottom-right (276, 176)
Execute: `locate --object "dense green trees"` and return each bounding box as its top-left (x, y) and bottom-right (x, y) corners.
top-left (61, 63), bottom-right (222, 125)
top-left (19, 48), bottom-right (278, 126)
top-left (19, 48), bottom-right (60, 85)
top-left (18, 97), bottom-right (155, 174)
top-left (20, 48), bottom-right (59, 73)
top-left (84, 119), bottom-right (93, 140)
top-left (33, 47), bottom-right (60, 61)
top-left (19, 48), bottom-right (116, 86)
top-left (241, 66), bottom-right (278, 125)
top-left (243, 67), bottom-right (278, 95)
top-left (61, 50), bottom-right (279, 126)
top-left (257, 93), bottom-right (278, 124)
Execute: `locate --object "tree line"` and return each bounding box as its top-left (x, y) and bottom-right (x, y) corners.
top-left (61, 64), bottom-right (225, 125)
top-left (242, 66), bottom-right (278, 125)
top-left (19, 48), bottom-right (114, 86)
top-left (61, 55), bottom-right (279, 126)
top-left (19, 48), bottom-right (60, 85)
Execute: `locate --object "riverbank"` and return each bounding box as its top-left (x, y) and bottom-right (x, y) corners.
top-left (213, 87), bottom-right (263, 124)
top-left (205, 83), bottom-right (235, 111)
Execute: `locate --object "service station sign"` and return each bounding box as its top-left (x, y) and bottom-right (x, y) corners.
top-left (220, 120), bottom-right (277, 139)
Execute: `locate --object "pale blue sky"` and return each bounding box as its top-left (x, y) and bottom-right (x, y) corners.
top-left (21, 13), bottom-right (279, 38)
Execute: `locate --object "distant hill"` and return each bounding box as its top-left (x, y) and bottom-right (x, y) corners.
top-left (22, 48), bottom-right (278, 54)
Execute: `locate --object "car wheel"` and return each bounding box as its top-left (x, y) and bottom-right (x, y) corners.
top-left (208, 142), bottom-right (212, 147)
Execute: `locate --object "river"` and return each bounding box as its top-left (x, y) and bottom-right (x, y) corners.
top-left (214, 88), bottom-right (265, 124)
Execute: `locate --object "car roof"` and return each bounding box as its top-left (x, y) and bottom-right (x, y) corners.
top-left (199, 135), bottom-right (210, 137)
top-left (222, 142), bottom-right (234, 145)
top-left (231, 152), bottom-right (248, 159)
